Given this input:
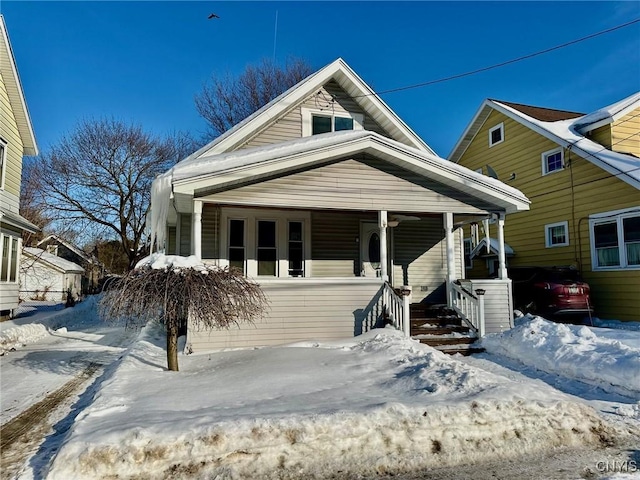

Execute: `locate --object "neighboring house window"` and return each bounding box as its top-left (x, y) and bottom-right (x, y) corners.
top-left (228, 219), bottom-right (246, 274)
top-left (257, 220), bottom-right (277, 276)
top-left (0, 138), bottom-right (7, 190)
top-left (488, 123), bottom-right (504, 147)
top-left (301, 108), bottom-right (364, 137)
top-left (0, 235), bottom-right (19, 283)
top-left (545, 221), bottom-right (569, 248)
top-left (46, 245), bottom-right (59, 256)
top-left (590, 208), bottom-right (640, 270)
top-left (463, 238), bottom-right (473, 269)
top-left (288, 221), bottom-right (304, 277)
top-left (541, 148), bottom-right (564, 175)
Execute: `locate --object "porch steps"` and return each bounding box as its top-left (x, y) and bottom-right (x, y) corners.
top-left (409, 304), bottom-right (484, 356)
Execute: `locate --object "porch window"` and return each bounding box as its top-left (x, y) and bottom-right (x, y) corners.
top-left (590, 208), bottom-right (640, 270)
top-left (464, 238), bottom-right (473, 269)
top-left (288, 221), bottom-right (304, 277)
top-left (257, 220), bottom-right (277, 276)
top-left (542, 148), bottom-right (564, 175)
top-left (228, 219), bottom-right (246, 274)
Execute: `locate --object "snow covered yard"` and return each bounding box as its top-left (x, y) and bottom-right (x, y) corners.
top-left (46, 325), bottom-right (626, 480)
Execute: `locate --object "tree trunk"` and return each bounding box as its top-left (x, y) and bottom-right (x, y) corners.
top-left (166, 321), bottom-right (179, 371)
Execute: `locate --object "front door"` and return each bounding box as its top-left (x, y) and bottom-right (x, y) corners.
top-left (360, 222), bottom-right (381, 277)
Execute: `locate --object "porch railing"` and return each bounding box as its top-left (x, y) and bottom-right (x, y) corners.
top-left (383, 282), bottom-right (410, 337)
top-left (451, 281), bottom-right (485, 337)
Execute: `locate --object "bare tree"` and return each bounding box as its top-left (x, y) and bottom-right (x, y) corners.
top-left (195, 57), bottom-right (313, 139)
top-left (99, 263), bottom-right (268, 371)
top-left (32, 119), bottom-right (198, 270)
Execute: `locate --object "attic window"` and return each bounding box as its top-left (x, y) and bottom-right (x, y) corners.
top-left (541, 148), bottom-right (564, 175)
top-left (489, 123), bottom-right (504, 147)
top-left (302, 108), bottom-right (363, 137)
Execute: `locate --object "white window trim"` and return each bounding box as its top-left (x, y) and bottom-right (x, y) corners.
top-left (0, 138), bottom-right (7, 190)
top-left (541, 147), bottom-right (564, 176)
top-left (545, 221), bottom-right (569, 248)
top-left (0, 232), bottom-right (21, 284)
top-left (589, 207), bottom-right (640, 271)
top-left (219, 207), bottom-right (311, 278)
top-left (301, 107), bottom-right (364, 137)
top-left (488, 123), bottom-right (504, 147)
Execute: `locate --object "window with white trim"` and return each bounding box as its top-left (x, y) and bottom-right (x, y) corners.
top-left (228, 219), bottom-right (246, 274)
top-left (0, 234), bottom-right (20, 283)
top-left (541, 148), bottom-right (564, 175)
top-left (545, 221), bottom-right (569, 247)
top-left (488, 123), bottom-right (504, 147)
top-left (590, 208), bottom-right (640, 270)
top-left (221, 209), bottom-right (310, 278)
top-left (302, 108), bottom-right (364, 137)
top-left (0, 139), bottom-right (7, 190)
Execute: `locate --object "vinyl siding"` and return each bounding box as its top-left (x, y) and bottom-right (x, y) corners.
top-left (310, 210), bottom-right (373, 277)
top-left (167, 226), bottom-right (176, 255)
top-left (588, 125), bottom-right (612, 150)
top-left (202, 203), bottom-right (219, 260)
top-left (187, 279), bottom-right (384, 351)
top-left (392, 216), bottom-right (457, 304)
top-left (201, 157), bottom-right (491, 214)
top-left (457, 108), bottom-right (640, 320)
top-left (463, 279), bottom-right (513, 334)
top-left (179, 214), bottom-right (192, 256)
top-left (611, 107), bottom-right (640, 157)
top-left (240, 80), bottom-right (390, 150)
top-left (0, 69), bottom-right (24, 199)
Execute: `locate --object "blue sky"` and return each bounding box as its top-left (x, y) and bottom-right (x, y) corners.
top-left (2, 1), bottom-right (639, 157)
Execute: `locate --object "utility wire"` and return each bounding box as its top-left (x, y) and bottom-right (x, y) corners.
top-left (350, 18), bottom-right (640, 98)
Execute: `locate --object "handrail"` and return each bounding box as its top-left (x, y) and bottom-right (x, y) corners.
top-left (451, 281), bottom-right (485, 337)
top-left (383, 282), bottom-right (410, 337)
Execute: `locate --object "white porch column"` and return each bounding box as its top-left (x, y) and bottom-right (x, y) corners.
top-left (444, 212), bottom-right (456, 307)
top-left (497, 213), bottom-right (507, 280)
top-left (192, 200), bottom-right (203, 259)
top-left (378, 210), bottom-right (388, 282)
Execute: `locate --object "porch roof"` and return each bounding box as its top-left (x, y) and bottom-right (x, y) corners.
top-left (470, 238), bottom-right (515, 259)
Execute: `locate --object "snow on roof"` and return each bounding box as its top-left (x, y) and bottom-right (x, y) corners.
top-left (470, 238), bottom-right (514, 258)
top-left (23, 247), bottom-right (85, 273)
top-left (573, 91), bottom-right (640, 133)
top-left (492, 100), bottom-right (640, 189)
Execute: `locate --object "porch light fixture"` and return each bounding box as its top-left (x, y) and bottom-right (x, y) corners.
top-left (475, 289), bottom-right (486, 296)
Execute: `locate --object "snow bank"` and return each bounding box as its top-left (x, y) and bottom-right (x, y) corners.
top-left (48, 327), bottom-right (618, 479)
top-left (0, 323), bottom-right (49, 355)
top-left (135, 253), bottom-right (208, 272)
top-left (482, 315), bottom-right (640, 396)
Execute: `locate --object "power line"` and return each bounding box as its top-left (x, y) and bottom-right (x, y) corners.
top-left (351, 18), bottom-right (640, 98)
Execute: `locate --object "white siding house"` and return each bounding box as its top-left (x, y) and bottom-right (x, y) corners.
top-left (20, 248), bottom-right (83, 302)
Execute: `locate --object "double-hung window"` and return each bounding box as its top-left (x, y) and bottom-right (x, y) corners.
top-left (288, 221), bottom-right (304, 277)
top-left (542, 148), bottom-right (564, 175)
top-left (0, 235), bottom-right (19, 283)
top-left (257, 220), bottom-right (277, 276)
top-left (590, 208), bottom-right (640, 269)
top-left (228, 219), bottom-right (246, 274)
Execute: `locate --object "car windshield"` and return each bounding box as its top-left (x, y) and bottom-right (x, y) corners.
top-left (545, 269), bottom-right (582, 282)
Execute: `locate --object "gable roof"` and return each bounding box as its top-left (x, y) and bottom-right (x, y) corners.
top-left (470, 237), bottom-right (515, 259)
top-left (23, 247), bottom-right (84, 273)
top-left (449, 97), bottom-right (640, 190)
top-left (151, 130), bottom-right (530, 249)
top-left (37, 235), bottom-right (96, 264)
top-left (496, 100), bottom-right (583, 122)
top-left (185, 58), bottom-right (435, 160)
top-left (0, 15), bottom-right (37, 156)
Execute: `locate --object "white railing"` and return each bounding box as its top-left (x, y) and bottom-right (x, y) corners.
top-left (383, 282), bottom-right (411, 337)
top-left (451, 281), bottom-right (485, 337)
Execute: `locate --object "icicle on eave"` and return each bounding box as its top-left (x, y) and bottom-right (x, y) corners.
top-left (149, 172), bottom-right (173, 253)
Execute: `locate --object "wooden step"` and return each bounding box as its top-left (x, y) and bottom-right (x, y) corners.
top-left (437, 345), bottom-right (486, 356)
top-left (410, 317), bottom-right (462, 327)
top-left (410, 325), bottom-right (470, 335)
top-left (413, 336), bottom-right (477, 346)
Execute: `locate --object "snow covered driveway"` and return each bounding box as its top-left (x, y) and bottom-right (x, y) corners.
top-left (47, 325), bottom-right (629, 480)
top-left (0, 298), bottom-right (136, 479)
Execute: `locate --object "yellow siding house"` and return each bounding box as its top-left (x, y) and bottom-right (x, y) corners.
top-left (450, 93), bottom-right (640, 321)
top-left (0, 15), bottom-right (39, 320)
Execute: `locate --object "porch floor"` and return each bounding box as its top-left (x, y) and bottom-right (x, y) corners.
top-left (409, 304), bottom-right (485, 356)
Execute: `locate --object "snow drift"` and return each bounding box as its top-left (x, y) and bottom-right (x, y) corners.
top-left (48, 326), bottom-right (619, 479)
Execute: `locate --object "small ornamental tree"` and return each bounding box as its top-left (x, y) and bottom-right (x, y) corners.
top-left (99, 255), bottom-right (268, 371)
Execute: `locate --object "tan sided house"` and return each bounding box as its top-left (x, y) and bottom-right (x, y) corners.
top-left (150, 59), bottom-right (530, 352)
top-left (450, 93), bottom-right (640, 321)
top-left (0, 15), bottom-right (39, 320)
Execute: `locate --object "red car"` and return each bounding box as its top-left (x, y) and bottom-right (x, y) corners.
top-left (509, 266), bottom-right (594, 318)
